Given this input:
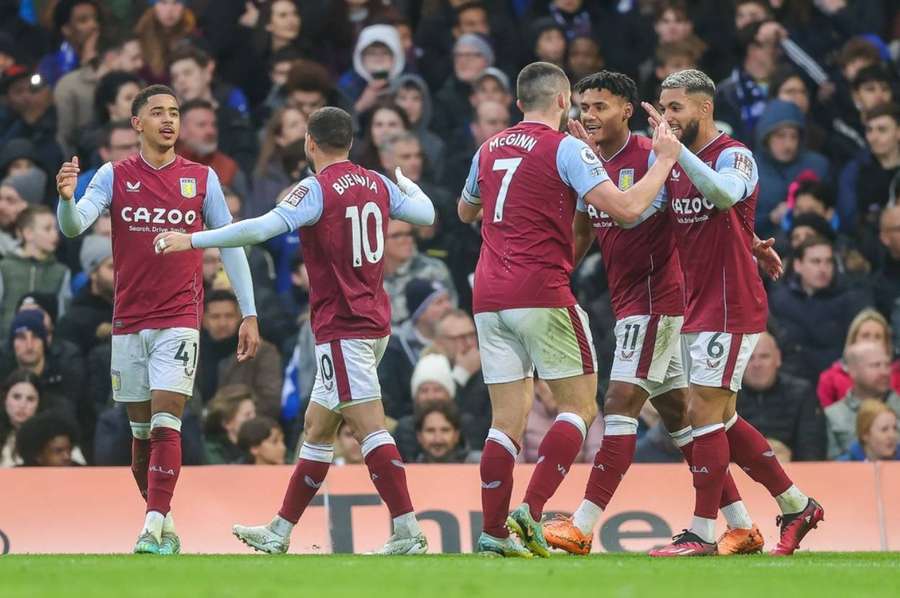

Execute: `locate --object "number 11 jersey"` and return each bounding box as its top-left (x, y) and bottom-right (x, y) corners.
top-left (462, 121), bottom-right (610, 314)
top-left (273, 160), bottom-right (409, 343)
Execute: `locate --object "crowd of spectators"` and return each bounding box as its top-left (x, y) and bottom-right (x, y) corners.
top-left (0, 0), bottom-right (899, 468)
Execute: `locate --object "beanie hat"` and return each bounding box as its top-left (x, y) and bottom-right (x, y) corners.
top-left (410, 353), bottom-right (456, 400)
top-left (1, 168), bottom-right (47, 204)
top-left (455, 33), bottom-right (495, 66)
top-left (474, 66), bottom-right (511, 94)
top-left (79, 234), bottom-right (113, 274)
top-left (9, 309), bottom-right (48, 347)
top-left (405, 279), bottom-right (447, 323)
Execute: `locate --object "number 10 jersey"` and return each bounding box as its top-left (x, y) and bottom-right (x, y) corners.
top-left (273, 160), bottom-right (408, 343)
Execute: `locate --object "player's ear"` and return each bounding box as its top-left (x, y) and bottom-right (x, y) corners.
top-left (624, 102), bottom-right (634, 120)
top-left (130, 115), bottom-right (141, 133)
top-left (515, 98), bottom-right (525, 114)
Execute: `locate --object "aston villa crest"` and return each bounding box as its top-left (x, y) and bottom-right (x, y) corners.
top-left (180, 177), bottom-right (197, 198)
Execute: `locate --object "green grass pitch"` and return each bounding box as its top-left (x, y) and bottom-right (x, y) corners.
top-left (2, 553), bottom-right (899, 598)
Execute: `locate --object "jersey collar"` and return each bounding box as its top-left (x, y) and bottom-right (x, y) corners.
top-left (599, 132), bottom-right (631, 163)
top-left (139, 152), bottom-right (177, 171)
top-left (694, 131), bottom-right (725, 156)
top-left (317, 159), bottom-right (351, 175)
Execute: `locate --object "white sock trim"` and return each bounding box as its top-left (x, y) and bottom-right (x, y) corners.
top-left (130, 421), bottom-right (151, 440)
top-left (690, 516), bottom-right (716, 544)
top-left (486, 428), bottom-right (518, 458)
top-left (360, 429), bottom-right (394, 459)
top-left (720, 500), bottom-right (753, 529)
top-left (150, 412), bottom-right (182, 432)
top-left (692, 423), bottom-right (724, 438)
top-left (556, 412), bottom-right (587, 439)
top-left (299, 442), bottom-right (334, 464)
top-left (604, 414), bottom-right (638, 436)
top-left (572, 499), bottom-right (603, 535)
top-left (724, 413), bottom-right (738, 431)
top-left (669, 426), bottom-right (693, 448)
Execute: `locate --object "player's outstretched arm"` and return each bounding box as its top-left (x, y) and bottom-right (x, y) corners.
top-left (458, 148), bottom-right (483, 224)
top-left (56, 157), bottom-right (109, 237)
top-left (389, 167), bottom-right (435, 225)
top-left (584, 122), bottom-right (680, 224)
top-left (154, 211), bottom-right (290, 254)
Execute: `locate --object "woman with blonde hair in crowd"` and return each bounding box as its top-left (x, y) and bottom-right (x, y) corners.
top-left (817, 308), bottom-right (900, 408)
top-left (134, 0), bottom-right (196, 83)
top-left (203, 385), bottom-right (257, 465)
top-left (837, 400), bottom-right (900, 461)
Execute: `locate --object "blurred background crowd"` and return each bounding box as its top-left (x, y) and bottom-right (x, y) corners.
top-left (0, 0), bottom-right (898, 469)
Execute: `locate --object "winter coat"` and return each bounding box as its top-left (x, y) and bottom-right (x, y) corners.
top-left (737, 372), bottom-right (827, 460)
top-left (825, 390), bottom-right (900, 459)
top-left (817, 359), bottom-right (900, 409)
top-left (0, 252), bottom-right (71, 343)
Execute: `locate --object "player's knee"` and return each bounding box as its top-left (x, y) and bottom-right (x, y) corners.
top-left (299, 440), bottom-right (334, 464)
top-left (604, 385), bottom-right (644, 419)
top-left (687, 394), bottom-right (724, 427)
top-left (150, 412), bottom-right (182, 432)
top-left (577, 399), bottom-right (599, 427)
top-left (652, 394), bottom-right (689, 431)
top-left (303, 413), bottom-right (334, 444)
top-left (130, 421), bottom-right (151, 440)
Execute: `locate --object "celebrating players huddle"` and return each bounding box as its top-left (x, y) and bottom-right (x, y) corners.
top-left (56, 61), bottom-right (823, 558)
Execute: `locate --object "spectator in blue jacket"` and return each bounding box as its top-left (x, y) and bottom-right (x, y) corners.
top-left (836, 399), bottom-right (900, 461)
top-left (754, 99), bottom-right (829, 238)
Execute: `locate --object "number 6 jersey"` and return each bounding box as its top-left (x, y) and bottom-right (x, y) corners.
top-left (461, 121), bottom-right (610, 314)
top-left (273, 160), bottom-right (424, 343)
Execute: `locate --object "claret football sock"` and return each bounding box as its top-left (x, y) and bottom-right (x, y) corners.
top-left (677, 431), bottom-right (751, 529)
top-left (362, 431), bottom-right (415, 520)
top-left (726, 416), bottom-right (797, 505)
top-left (578, 415), bottom-right (638, 533)
top-left (278, 442), bottom-right (333, 524)
top-left (480, 428), bottom-right (519, 538)
top-left (690, 423), bottom-right (729, 534)
top-left (146, 413), bottom-right (182, 517)
top-left (524, 413), bottom-right (587, 521)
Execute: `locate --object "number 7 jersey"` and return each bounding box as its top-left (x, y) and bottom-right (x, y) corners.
top-left (273, 160), bottom-right (407, 343)
top-left (461, 121), bottom-right (610, 314)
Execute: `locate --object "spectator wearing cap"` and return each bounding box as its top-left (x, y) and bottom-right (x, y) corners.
top-left (433, 33), bottom-right (495, 137)
top-left (393, 352), bottom-right (457, 461)
top-left (737, 332), bottom-right (826, 460)
top-left (0, 206), bottom-right (71, 343)
top-left (826, 342), bottom-right (900, 459)
top-left (0, 65), bottom-right (64, 177)
top-left (837, 103), bottom-right (900, 234)
top-left (770, 235), bottom-right (873, 385)
top-left (56, 235), bottom-right (113, 355)
top-left (0, 309), bottom-right (86, 426)
top-left (391, 74), bottom-right (445, 180)
top-left (754, 99), bottom-right (830, 239)
top-left (0, 170), bottom-right (46, 257)
top-left (379, 279), bottom-right (453, 419)
top-left (414, 400), bottom-right (480, 464)
top-left (339, 24), bottom-right (406, 115)
top-left (36, 0), bottom-right (101, 87)
top-left (53, 31), bottom-right (144, 158)
top-left (0, 138), bottom-right (44, 181)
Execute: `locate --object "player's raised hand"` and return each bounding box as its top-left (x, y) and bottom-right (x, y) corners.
top-left (153, 231), bottom-right (193, 254)
top-left (236, 315), bottom-right (260, 362)
top-left (752, 236), bottom-right (784, 281)
top-left (56, 156), bottom-right (80, 201)
top-left (395, 167), bottom-right (423, 196)
top-left (567, 118), bottom-right (599, 154)
top-left (642, 101), bottom-right (664, 130)
top-left (652, 119), bottom-right (682, 162)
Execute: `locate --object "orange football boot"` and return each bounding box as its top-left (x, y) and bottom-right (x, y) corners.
top-left (543, 517), bottom-right (592, 556)
top-left (717, 524), bottom-right (764, 555)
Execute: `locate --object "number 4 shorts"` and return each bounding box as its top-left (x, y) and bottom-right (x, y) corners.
top-left (110, 328), bottom-right (200, 401)
top-left (682, 331), bottom-right (761, 392)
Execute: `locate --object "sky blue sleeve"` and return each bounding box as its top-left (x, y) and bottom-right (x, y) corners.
top-left (646, 151), bottom-right (668, 211)
top-left (715, 147), bottom-right (759, 201)
top-left (201, 167), bottom-right (233, 228)
top-left (58, 162), bottom-right (112, 237)
top-left (460, 147), bottom-right (482, 206)
top-left (377, 173), bottom-right (435, 225)
top-left (557, 136), bottom-right (610, 207)
top-left (271, 177), bottom-right (324, 230)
